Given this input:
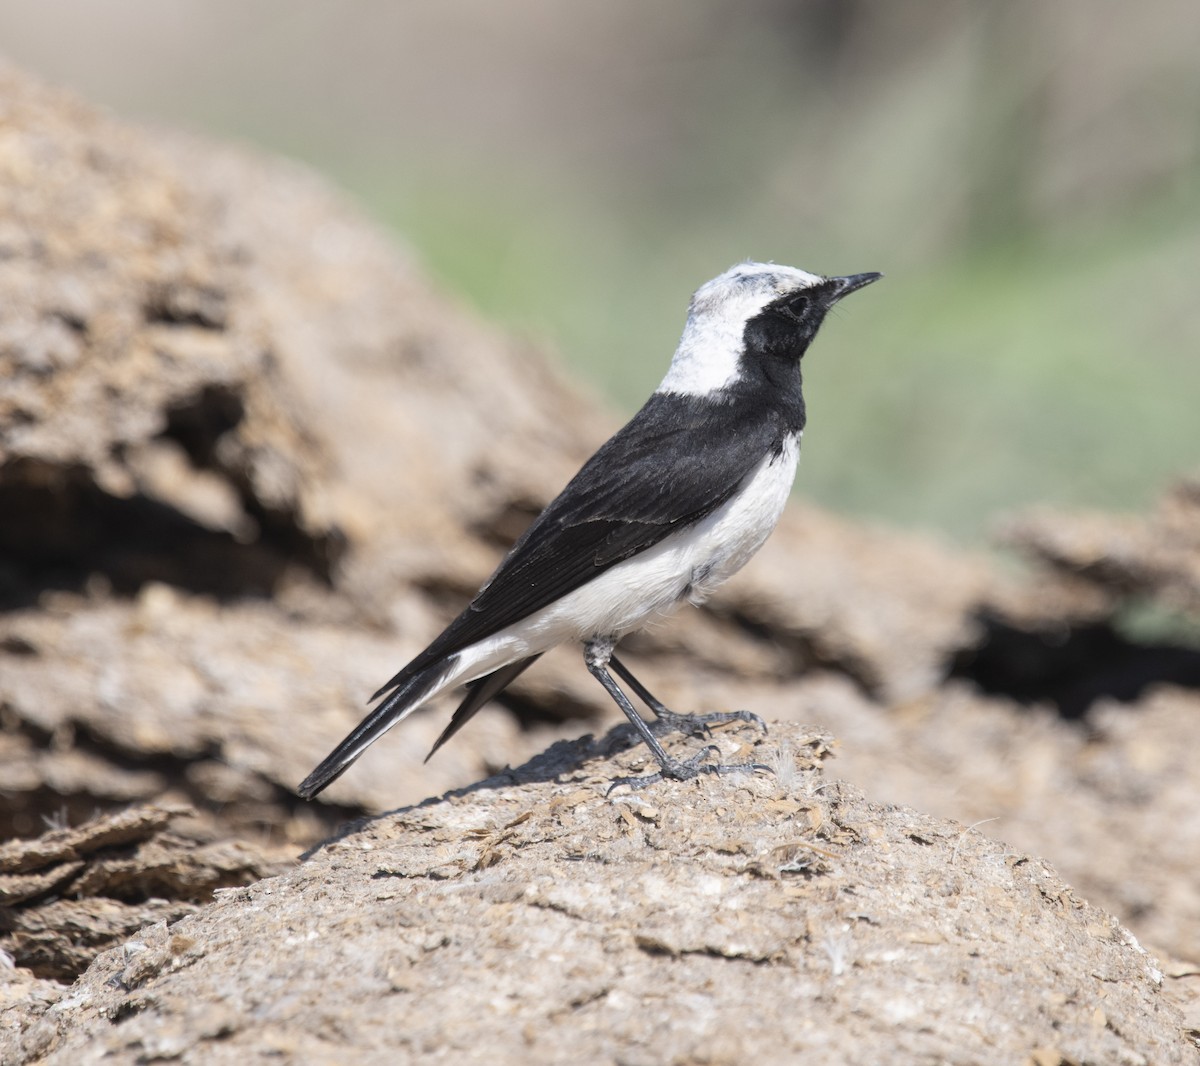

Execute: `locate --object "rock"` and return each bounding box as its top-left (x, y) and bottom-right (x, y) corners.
top-left (1001, 475), bottom-right (1200, 616)
top-left (1, 722), bottom-right (1193, 1065)
top-left (0, 804), bottom-right (288, 981)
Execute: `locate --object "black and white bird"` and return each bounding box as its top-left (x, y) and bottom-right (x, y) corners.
top-left (299, 261), bottom-right (880, 798)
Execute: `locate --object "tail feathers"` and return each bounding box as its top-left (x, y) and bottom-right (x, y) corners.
top-left (298, 657), bottom-right (455, 799)
top-left (425, 655), bottom-right (542, 763)
top-left (369, 655), bottom-right (431, 704)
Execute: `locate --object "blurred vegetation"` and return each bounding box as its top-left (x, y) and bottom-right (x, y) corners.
top-left (2, 0), bottom-right (1198, 540)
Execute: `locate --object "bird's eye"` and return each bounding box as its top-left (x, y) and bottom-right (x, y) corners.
top-left (786, 294), bottom-right (810, 317)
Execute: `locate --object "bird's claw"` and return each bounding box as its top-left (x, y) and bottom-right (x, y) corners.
top-left (607, 746), bottom-right (773, 794)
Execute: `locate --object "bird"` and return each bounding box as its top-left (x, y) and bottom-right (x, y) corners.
top-left (298, 261), bottom-right (880, 799)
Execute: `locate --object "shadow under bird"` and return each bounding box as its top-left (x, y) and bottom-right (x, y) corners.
top-left (299, 261), bottom-right (880, 798)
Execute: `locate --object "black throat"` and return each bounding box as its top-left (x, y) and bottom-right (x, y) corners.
top-left (729, 308), bottom-right (810, 438)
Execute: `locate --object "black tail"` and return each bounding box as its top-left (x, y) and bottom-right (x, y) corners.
top-left (298, 657), bottom-right (455, 799)
top-left (425, 655), bottom-right (541, 762)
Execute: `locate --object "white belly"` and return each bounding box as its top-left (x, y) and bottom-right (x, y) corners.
top-left (451, 434), bottom-right (800, 683)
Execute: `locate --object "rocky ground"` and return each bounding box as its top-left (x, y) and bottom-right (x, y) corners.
top-left (1, 64), bottom-right (1198, 1063)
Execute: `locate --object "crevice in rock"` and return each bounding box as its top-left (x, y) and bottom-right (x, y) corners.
top-left (948, 611), bottom-right (1200, 718)
top-left (0, 713), bottom-right (363, 844)
top-left (0, 462), bottom-right (294, 606)
top-left (162, 383), bottom-right (246, 465)
top-left (143, 284), bottom-right (228, 330)
top-left (0, 450), bottom-right (341, 609)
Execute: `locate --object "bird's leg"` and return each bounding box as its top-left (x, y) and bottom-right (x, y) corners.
top-left (585, 640), bottom-right (766, 792)
top-left (608, 653), bottom-right (767, 738)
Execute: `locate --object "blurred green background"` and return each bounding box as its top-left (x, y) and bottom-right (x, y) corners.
top-left (2, 0), bottom-right (1198, 540)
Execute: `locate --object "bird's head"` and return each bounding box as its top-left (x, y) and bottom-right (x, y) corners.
top-left (658, 261), bottom-right (881, 397)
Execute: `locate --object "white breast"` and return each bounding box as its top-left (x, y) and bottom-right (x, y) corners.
top-left (678, 431), bottom-right (800, 605)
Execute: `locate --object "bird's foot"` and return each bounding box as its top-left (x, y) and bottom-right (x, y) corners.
top-left (651, 708), bottom-right (768, 739)
top-left (607, 745), bottom-right (773, 794)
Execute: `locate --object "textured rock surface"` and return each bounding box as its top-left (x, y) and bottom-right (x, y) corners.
top-left (0, 804), bottom-right (288, 981)
top-left (1, 64), bottom-right (1199, 1062)
top-left (3, 723), bottom-right (1195, 1065)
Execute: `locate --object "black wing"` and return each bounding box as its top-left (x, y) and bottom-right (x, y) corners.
top-left (373, 392), bottom-right (790, 698)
